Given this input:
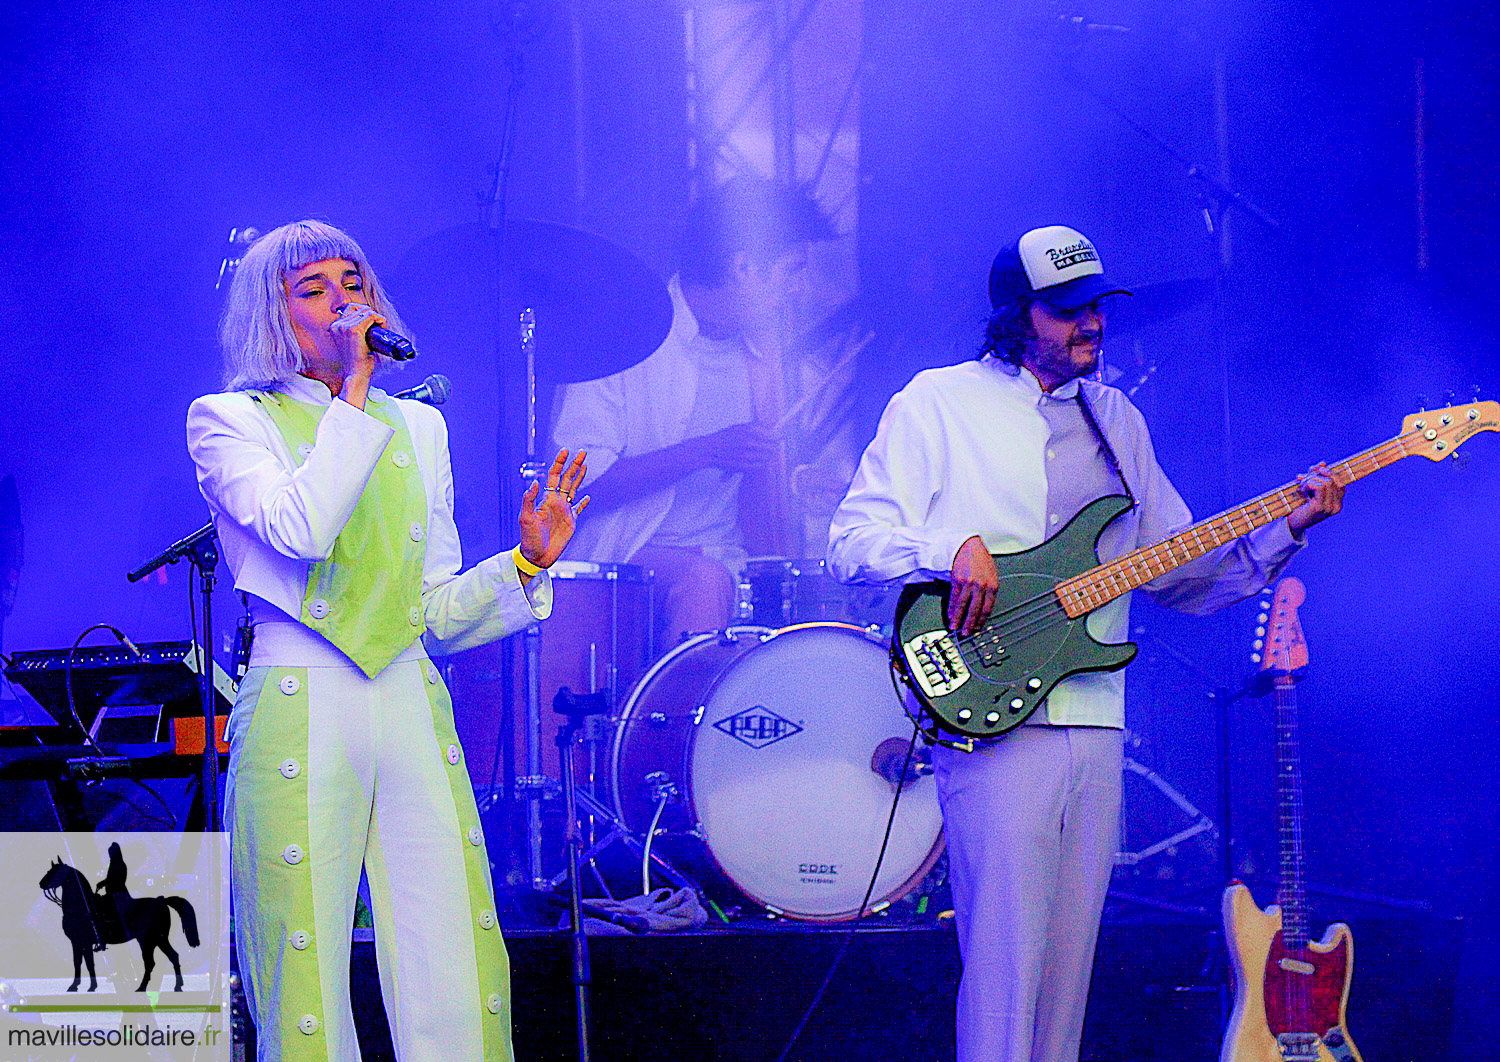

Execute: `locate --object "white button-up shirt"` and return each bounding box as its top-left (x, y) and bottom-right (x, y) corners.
top-left (828, 357), bottom-right (1301, 726)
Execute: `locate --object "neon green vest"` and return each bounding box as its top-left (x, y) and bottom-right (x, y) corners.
top-left (249, 389), bottom-right (428, 677)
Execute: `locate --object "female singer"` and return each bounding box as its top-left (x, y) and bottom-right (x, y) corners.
top-left (188, 219), bottom-right (586, 1062)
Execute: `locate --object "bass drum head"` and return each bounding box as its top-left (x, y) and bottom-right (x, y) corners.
top-left (610, 627), bottom-right (769, 835)
top-left (689, 622), bottom-right (944, 920)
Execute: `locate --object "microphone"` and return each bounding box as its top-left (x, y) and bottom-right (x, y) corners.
top-left (367, 324), bottom-right (418, 361)
top-left (111, 627), bottom-right (144, 659)
top-left (870, 737), bottom-right (932, 790)
top-left (127, 522), bottom-right (217, 583)
top-left (393, 374), bottom-right (452, 406)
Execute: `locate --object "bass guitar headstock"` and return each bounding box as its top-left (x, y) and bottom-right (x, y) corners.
top-left (1401, 400), bottom-right (1500, 461)
top-left (1253, 576), bottom-right (1307, 681)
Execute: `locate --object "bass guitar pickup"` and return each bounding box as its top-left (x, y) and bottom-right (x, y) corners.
top-left (902, 630), bottom-right (971, 700)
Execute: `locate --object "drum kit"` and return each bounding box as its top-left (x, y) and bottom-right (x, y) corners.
top-left (395, 216), bottom-right (1217, 923)
top-left (512, 553), bottom-right (937, 919)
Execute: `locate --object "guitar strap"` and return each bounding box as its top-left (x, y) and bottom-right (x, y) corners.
top-left (1074, 387), bottom-right (1137, 508)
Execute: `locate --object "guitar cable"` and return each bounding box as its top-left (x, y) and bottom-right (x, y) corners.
top-left (772, 719), bottom-right (922, 1062)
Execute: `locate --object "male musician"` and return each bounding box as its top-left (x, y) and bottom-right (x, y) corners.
top-left (828, 224), bottom-right (1344, 1062)
top-left (552, 177), bottom-right (845, 646)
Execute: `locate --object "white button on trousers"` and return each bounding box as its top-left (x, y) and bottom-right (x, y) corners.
top-left (225, 653), bottom-right (510, 1062)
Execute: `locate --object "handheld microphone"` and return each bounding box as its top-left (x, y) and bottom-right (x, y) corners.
top-left (367, 324), bottom-right (418, 361)
top-left (393, 374), bottom-right (452, 406)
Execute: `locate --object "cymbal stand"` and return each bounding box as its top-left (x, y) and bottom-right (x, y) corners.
top-left (511, 306), bottom-right (554, 891)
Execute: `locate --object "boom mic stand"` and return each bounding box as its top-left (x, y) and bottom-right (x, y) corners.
top-left (553, 687), bottom-right (604, 1062)
top-left (128, 522), bottom-right (223, 832)
top-left (1065, 47), bottom-right (1282, 885)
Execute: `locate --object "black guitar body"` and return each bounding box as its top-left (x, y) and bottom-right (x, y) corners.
top-left (892, 494), bottom-right (1139, 742)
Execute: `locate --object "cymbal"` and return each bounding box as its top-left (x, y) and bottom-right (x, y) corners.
top-left (390, 219), bottom-right (673, 384)
top-left (1106, 277), bottom-right (1212, 336)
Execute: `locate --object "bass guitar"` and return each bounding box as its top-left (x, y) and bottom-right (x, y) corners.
top-left (1221, 577), bottom-right (1360, 1062)
top-left (892, 398), bottom-right (1498, 744)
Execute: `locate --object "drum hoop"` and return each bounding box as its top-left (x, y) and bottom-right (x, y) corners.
top-left (686, 620), bottom-right (944, 921)
top-left (549, 559), bottom-right (649, 582)
top-left (608, 626), bottom-right (772, 829)
top-left (758, 619), bottom-right (887, 647)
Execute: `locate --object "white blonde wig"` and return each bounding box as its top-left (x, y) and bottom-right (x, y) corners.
top-left (219, 220), bottom-right (412, 390)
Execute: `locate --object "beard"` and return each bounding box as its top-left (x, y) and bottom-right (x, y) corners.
top-left (1027, 332), bottom-right (1102, 384)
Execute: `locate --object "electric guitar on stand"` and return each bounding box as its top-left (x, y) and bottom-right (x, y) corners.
top-left (1221, 577), bottom-right (1360, 1062)
top-left (892, 399), bottom-right (1499, 746)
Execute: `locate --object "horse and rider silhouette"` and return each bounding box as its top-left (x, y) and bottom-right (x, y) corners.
top-left (39, 842), bottom-right (200, 992)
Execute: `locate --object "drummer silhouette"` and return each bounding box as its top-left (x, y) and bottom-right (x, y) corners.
top-left (553, 176), bottom-right (855, 649)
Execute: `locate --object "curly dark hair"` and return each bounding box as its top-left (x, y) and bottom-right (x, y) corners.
top-left (980, 298), bottom-right (1037, 365)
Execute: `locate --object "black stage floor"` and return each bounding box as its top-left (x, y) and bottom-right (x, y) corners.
top-left (341, 915), bottom-right (1461, 1062)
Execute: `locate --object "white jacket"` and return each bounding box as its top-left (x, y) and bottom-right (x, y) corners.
top-left (187, 374), bottom-right (550, 663)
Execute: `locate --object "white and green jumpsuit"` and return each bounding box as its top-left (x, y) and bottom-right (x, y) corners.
top-left (188, 374), bottom-right (550, 1062)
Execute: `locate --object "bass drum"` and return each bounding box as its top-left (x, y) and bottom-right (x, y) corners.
top-left (610, 622), bottom-right (944, 921)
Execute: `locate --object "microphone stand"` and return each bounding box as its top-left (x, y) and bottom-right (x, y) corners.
top-left (553, 686), bottom-right (606, 1062)
top-left (1066, 50), bottom-right (1282, 868)
top-left (128, 522), bottom-right (222, 833)
top-left (1065, 52), bottom-right (1288, 1036)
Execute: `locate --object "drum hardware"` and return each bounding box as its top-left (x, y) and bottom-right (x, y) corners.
top-left (393, 209), bottom-right (673, 900)
top-left (644, 770), bottom-right (680, 804)
top-left (738, 557), bottom-right (901, 633)
top-left (547, 690), bottom-right (699, 898)
top-left (512, 774), bottom-right (561, 800)
top-left (1115, 752), bottom-right (1216, 867)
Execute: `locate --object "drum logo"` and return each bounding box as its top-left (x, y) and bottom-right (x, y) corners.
top-left (713, 705), bottom-right (803, 749)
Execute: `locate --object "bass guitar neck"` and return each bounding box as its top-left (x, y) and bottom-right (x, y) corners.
top-left (892, 398), bottom-right (1498, 744)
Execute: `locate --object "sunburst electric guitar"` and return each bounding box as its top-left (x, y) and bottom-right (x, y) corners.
top-left (1222, 577), bottom-right (1360, 1062)
top-left (892, 399), bottom-right (1499, 744)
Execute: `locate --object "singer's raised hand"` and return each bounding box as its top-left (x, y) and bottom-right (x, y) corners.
top-left (518, 449), bottom-right (590, 575)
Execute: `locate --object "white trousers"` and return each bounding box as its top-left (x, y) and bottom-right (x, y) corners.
top-left (225, 642), bottom-right (513, 1062)
top-left (934, 725), bottom-right (1123, 1062)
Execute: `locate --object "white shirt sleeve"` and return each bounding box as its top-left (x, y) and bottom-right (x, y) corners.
top-left (416, 405), bottom-right (553, 654)
top-left (827, 383), bottom-right (981, 584)
top-left (552, 375), bottom-right (627, 485)
top-left (187, 393), bottom-right (393, 561)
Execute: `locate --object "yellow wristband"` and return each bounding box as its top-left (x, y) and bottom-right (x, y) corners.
top-left (512, 545), bottom-right (545, 577)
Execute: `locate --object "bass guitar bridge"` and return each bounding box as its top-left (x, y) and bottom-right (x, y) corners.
top-left (902, 630), bottom-right (971, 699)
